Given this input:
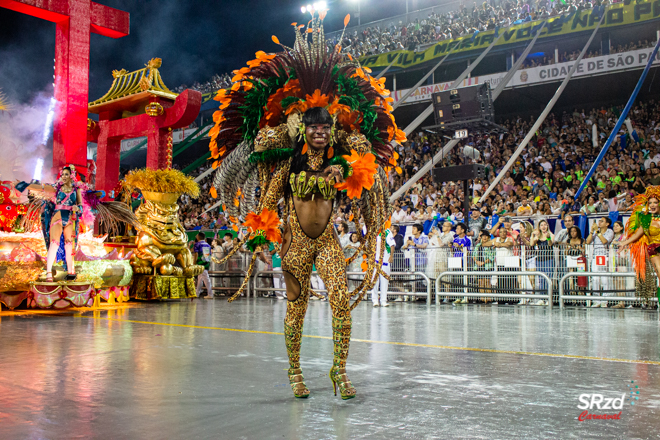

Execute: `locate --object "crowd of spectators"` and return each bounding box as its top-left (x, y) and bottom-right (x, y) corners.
top-left (386, 99), bottom-right (660, 226)
top-left (173, 72), bottom-right (232, 94)
top-left (330, 0), bottom-right (619, 59)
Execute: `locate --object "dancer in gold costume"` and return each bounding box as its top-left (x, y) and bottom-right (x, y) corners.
top-left (619, 186), bottom-right (660, 303)
top-left (207, 11), bottom-right (405, 399)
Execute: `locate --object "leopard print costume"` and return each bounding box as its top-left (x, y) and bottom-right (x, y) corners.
top-left (281, 199), bottom-right (352, 370)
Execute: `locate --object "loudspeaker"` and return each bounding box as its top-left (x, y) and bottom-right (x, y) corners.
top-left (432, 84), bottom-right (493, 126)
top-left (433, 164), bottom-right (486, 183)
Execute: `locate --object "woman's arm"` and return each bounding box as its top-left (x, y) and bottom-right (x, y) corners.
top-left (75, 187), bottom-right (84, 213)
top-left (529, 230), bottom-right (539, 246)
top-left (618, 228), bottom-right (644, 247)
top-left (15, 180), bottom-right (56, 195)
top-left (261, 159), bottom-right (291, 212)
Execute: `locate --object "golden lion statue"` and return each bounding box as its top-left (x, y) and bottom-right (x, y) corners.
top-left (123, 169), bottom-right (203, 278)
top-left (131, 191), bottom-right (203, 276)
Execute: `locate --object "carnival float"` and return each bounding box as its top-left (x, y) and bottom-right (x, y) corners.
top-left (0, 58), bottom-right (203, 311)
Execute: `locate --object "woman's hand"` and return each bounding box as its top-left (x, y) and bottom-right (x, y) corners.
top-left (616, 243), bottom-right (628, 255)
top-left (323, 165), bottom-right (345, 183)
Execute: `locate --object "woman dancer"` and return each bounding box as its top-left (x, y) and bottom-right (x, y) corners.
top-left (618, 187), bottom-right (660, 305)
top-left (208, 12), bottom-right (402, 400)
top-left (16, 165), bottom-right (138, 281)
top-left (18, 166), bottom-right (83, 281)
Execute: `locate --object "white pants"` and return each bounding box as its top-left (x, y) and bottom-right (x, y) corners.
top-left (272, 267), bottom-right (285, 297)
top-left (311, 273), bottom-right (326, 297)
top-left (371, 263), bottom-right (391, 305)
top-left (592, 258), bottom-right (610, 300)
top-left (196, 269), bottom-right (212, 297)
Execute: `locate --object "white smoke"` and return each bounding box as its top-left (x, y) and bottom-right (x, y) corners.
top-left (0, 91), bottom-right (54, 183)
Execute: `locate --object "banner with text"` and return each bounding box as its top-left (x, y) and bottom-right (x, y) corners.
top-left (361, 1), bottom-right (660, 70)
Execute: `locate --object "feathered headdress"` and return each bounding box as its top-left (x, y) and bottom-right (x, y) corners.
top-left (208, 11), bottom-right (406, 171)
top-left (624, 186), bottom-right (660, 280)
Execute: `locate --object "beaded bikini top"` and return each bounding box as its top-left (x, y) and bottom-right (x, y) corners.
top-left (289, 171), bottom-right (337, 200)
top-left (289, 148), bottom-right (337, 200)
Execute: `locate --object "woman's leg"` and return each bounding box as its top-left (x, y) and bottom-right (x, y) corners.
top-left (315, 234), bottom-right (350, 367)
top-left (280, 227), bottom-right (314, 398)
top-left (46, 220), bottom-right (63, 279)
top-left (63, 223), bottom-right (76, 275)
top-left (649, 255), bottom-right (660, 305)
top-left (315, 231), bottom-right (356, 398)
top-left (281, 221), bottom-right (314, 371)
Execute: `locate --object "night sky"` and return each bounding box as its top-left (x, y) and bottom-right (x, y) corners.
top-left (0, 0), bottom-right (437, 104)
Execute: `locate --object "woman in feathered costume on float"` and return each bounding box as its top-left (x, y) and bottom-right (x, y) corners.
top-left (209, 11), bottom-right (406, 399)
top-left (618, 186), bottom-right (660, 304)
top-left (15, 164), bottom-right (138, 282)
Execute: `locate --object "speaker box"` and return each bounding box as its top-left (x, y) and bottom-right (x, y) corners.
top-left (432, 83), bottom-right (493, 126)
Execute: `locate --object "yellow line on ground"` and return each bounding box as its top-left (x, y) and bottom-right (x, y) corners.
top-left (81, 316), bottom-right (660, 366)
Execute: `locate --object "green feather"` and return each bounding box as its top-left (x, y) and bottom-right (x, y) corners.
top-left (281, 96), bottom-right (301, 110)
top-left (328, 156), bottom-right (351, 179)
top-left (246, 235), bottom-right (269, 252)
top-left (248, 148), bottom-right (294, 164)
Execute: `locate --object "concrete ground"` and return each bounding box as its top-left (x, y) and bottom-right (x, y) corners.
top-left (0, 298), bottom-right (658, 439)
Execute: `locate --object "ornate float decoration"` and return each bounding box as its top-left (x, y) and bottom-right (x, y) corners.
top-left (122, 168), bottom-right (203, 300)
top-left (87, 58), bottom-right (201, 198)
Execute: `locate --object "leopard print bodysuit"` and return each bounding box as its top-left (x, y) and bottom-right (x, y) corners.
top-left (281, 199), bottom-right (351, 370)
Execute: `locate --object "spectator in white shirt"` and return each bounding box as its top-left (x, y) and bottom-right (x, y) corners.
top-left (585, 217), bottom-right (614, 307)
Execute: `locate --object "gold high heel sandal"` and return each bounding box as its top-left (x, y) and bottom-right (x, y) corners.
top-left (329, 366), bottom-right (356, 400)
top-left (330, 316), bottom-right (356, 400)
top-left (288, 368), bottom-right (310, 398)
top-left (284, 322), bottom-right (309, 398)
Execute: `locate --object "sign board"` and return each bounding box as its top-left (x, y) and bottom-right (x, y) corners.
top-left (391, 47), bottom-right (660, 106)
top-left (566, 256), bottom-right (580, 268)
top-left (595, 255), bottom-right (607, 266)
top-left (448, 257), bottom-right (462, 269)
top-left (455, 129), bottom-right (469, 139)
top-left (497, 256), bottom-right (521, 268)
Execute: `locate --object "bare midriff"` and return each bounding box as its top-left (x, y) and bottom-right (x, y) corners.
top-left (292, 195), bottom-right (334, 239)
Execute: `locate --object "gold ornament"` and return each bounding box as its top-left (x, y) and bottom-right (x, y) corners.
top-left (145, 101), bottom-right (164, 116)
top-left (166, 127), bottom-right (173, 169)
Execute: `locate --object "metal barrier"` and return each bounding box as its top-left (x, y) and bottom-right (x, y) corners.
top-left (252, 270), bottom-right (433, 305)
top-left (558, 272), bottom-right (657, 308)
top-left (436, 271), bottom-right (553, 308)
top-left (208, 270), bottom-right (250, 297)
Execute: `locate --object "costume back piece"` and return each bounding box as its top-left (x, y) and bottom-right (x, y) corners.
top-left (624, 186), bottom-right (660, 302)
top-left (207, 11), bottom-right (406, 399)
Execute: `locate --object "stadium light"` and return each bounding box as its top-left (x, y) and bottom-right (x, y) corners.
top-left (302, 2), bottom-right (326, 13)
